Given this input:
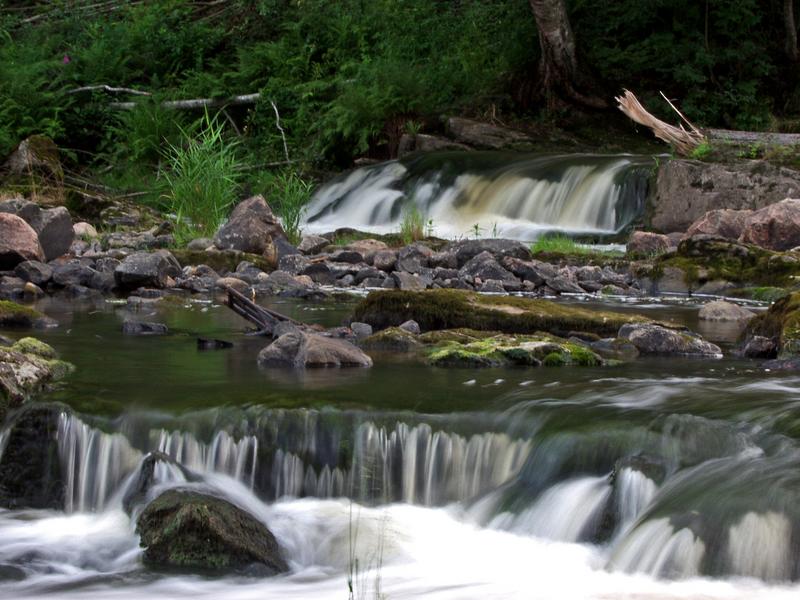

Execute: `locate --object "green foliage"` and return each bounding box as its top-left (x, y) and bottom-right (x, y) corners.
top-left (263, 170), bottom-right (314, 245)
top-left (531, 234), bottom-right (585, 255)
top-left (690, 140), bottom-right (713, 160)
top-left (400, 204), bottom-right (425, 245)
top-left (161, 111), bottom-right (242, 244)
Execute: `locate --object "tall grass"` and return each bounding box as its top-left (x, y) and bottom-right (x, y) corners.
top-left (266, 170), bottom-right (314, 245)
top-left (161, 112), bottom-right (242, 244)
top-left (400, 204), bottom-right (425, 245)
top-left (530, 233), bottom-right (585, 255)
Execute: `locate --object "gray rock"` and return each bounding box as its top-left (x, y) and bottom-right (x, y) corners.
top-left (399, 319), bottom-right (421, 335)
top-left (373, 250), bottom-right (398, 272)
top-left (397, 243), bottom-right (433, 273)
top-left (501, 256), bottom-right (554, 285)
top-left (114, 252), bottom-right (172, 289)
top-left (693, 279), bottom-right (735, 296)
top-left (397, 133), bottom-right (472, 157)
top-left (447, 239), bottom-right (531, 268)
top-left (742, 335), bottom-right (777, 358)
top-left (354, 266), bottom-right (384, 284)
top-left (429, 250), bottom-right (458, 270)
top-left (656, 266), bottom-right (691, 295)
top-left (618, 323), bottom-right (722, 357)
top-left (302, 262), bottom-right (334, 285)
top-left (329, 249), bottom-right (364, 264)
top-left (479, 279), bottom-right (506, 293)
top-left (298, 235), bottom-right (329, 255)
top-left (350, 322), bottom-right (373, 339)
top-left (122, 320), bottom-right (168, 335)
top-left (14, 260), bottom-right (52, 286)
top-left (213, 195), bottom-right (285, 258)
top-left (258, 330), bottom-right (373, 368)
top-left (186, 237), bottom-right (213, 251)
top-left (392, 271), bottom-right (431, 290)
top-left (51, 261), bottom-right (95, 287)
top-left (545, 275), bottom-right (585, 294)
top-left (278, 253), bottom-right (311, 275)
top-left (698, 300), bottom-right (755, 322)
top-left (651, 159), bottom-right (800, 233)
top-left (28, 206), bottom-right (73, 261)
top-left (459, 251), bottom-right (519, 285)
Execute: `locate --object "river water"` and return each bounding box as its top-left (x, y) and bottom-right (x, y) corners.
top-left (2, 293), bottom-right (800, 599)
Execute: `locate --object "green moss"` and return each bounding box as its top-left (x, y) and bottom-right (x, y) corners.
top-left (745, 292), bottom-right (800, 357)
top-left (170, 249), bottom-right (275, 274)
top-left (0, 301), bottom-right (46, 328)
top-left (353, 289), bottom-right (649, 338)
top-left (729, 287), bottom-right (789, 302)
top-left (542, 352), bottom-right (567, 366)
top-left (360, 327), bottom-right (421, 352)
top-left (12, 337), bottom-right (57, 359)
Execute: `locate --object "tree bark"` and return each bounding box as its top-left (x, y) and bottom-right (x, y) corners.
top-left (528, 0), bottom-right (606, 109)
top-left (785, 0), bottom-right (799, 62)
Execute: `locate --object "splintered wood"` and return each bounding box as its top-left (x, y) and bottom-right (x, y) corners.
top-left (616, 89), bottom-right (706, 156)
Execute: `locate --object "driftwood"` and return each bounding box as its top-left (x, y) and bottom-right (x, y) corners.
top-left (616, 90), bottom-right (706, 156)
top-left (109, 93), bottom-right (261, 111)
top-left (224, 285), bottom-right (303, 336)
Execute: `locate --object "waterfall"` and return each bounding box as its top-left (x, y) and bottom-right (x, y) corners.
top-left (58, 413), bottom-right (142, 513)
top-left (727, 511), bottom-right (792, 581)
top-left (615, 467), bottom-right (658, 529)
top-left (608, 518), bottom-right (706, 578)
top-left (303, 152), bottom-right (651, 241)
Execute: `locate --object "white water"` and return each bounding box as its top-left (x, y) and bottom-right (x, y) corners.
top-left (302, 154), bottom-right (649, 240)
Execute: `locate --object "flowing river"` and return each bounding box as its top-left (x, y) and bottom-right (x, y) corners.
top-left (2, 295), bottom-right (800, 599)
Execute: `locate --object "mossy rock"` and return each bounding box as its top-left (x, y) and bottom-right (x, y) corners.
top-left (418, 328), bottom-right (498, 345)
top-left (0, 300), bottom-right (56, 329)
top-left (171, 248), bottom-right (275, 275)
top-left (360, 327), bottom-right (421, 352)
top-left (136, 489), bottom-right (288, 575)
top-left (656, 238), bottom-right (800, 288)
top-left (12, 337), bottom-right (58, 359)
top-left (745, 292), bottom-right (800, 357)
top-left (426, 334), bottom-right (603, 368)
top-left (352, 289), bottom-right (648, 338)
top-left (729, 286), bottom-right (790, 303)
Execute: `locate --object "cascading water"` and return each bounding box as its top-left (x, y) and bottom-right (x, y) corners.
top-left (302, 152), bottom-right (652, 241)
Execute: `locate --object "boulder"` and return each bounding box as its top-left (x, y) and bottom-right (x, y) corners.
top-left (73, 222), bottom-right (99, 239)
top-left (0, 403), bottom-right (67, 509)
top-left (446, 117), bottom-right (534, 151)
top-left (618, 323), bottom-right (722, 357)
top-left (458, 251), bottom-right (519, 285)
top-left (360, 327), bottom-right (422, 352)
top-left (446, 239), bottom-right (532, 268)
top-left (742, 335), bottom-right (777, 358)
top-left (1, 136), bottom-right (64, 202)
top-left (373, 250), bottom-right (398, 272)
top-left (627, 231), bottom-right (671, 255)
top-left (501, 257), bottom-right (553, 286)
top-left (122, 452), bottom-right (199, 515)
top-left (738, 199), bottom-right (800, 251)
top-left (213, 195), bottom-right (285, 261)
top-left (186, 237), bottom-right (214, 251)
top-left (345, 239), bottom-right (389, 260)
top-left (297, 234), bottom-right (329, 255)
top-left (51, 261), bottom-right (96, 287)
top-left (651, 159), bottom-right (800, 232)
top-left (14, 260), bottom-right (53, 286)
top-left (399, 319), bottom-right (421, 335)
top-left (0, 213), bottom-right (44, 269)
top-left (136, 489), bottom-right (288, 575)
top-left (28, 206), bottom-right (73, 261)
top-left (258, 330), bottom-right (373, 368)
top-left (349, 322), bottom-right (373, 339)
top-left (685, 209), bottom-right (750, 240)
top-left (397, 243), bottom-right (434, 273)
top-left (741, 292), bottom-right (800, 358)
top-left (114, 252), bottom-right (173, 289)
top-left (392, 271), bottom-right (431, 290)
top-left (397, 133), bottom-right (472, 157)
top-left (698, 300), bottom-right (755, 322)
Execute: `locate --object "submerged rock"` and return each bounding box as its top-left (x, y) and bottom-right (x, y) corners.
top-left (0, 300), bottom-right (57, 329)
top-left (352, 289), bottom-right (649, 338)
top-left (0, 403), bottom-right (67, 509)
top-left (618, 323), bottom-right (722, 357)
top-left (698, 300), bottom-right (755, 322)
top-left (258, 330), bottom-right (373, 368)
top-left (136, 489), bottom-right (288, 575)
top-left (122, 319), bottom-right (169, 335)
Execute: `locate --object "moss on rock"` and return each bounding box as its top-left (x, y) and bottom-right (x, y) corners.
top-left (352, 289), bottom-right (648, 338)
top-left (0, 300), bottom-right (55, 329)
top-left (12, 337), bottom-right (58, 359)
top-left (745, 292), bottom-right (800, 358)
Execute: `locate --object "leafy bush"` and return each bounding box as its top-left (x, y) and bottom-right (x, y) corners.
top-left (161, 112), bottom-right (242, 244)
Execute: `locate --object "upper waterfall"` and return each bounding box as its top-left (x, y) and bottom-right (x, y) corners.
top-left (303, 152), bottom-right (652, 241)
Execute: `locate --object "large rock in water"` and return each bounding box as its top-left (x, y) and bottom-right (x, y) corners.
top-left (618, 323), bottom-right (722, 357)
top-left (650, 159), bottom-right (800, 232)
top-left (114, 252), bottom-right (173, 289)
top-left (136, 489), bottom-right (288, 575)
top-left (742, 292), bottom-right (800, 358)
top-left (213, 195), bottom-right (286, 263)
top-left (738, 199), bottom-right (800, 251)
top-left (0, 213), bottom-right (44, 269)
top-left (0, 200), bottom-right (73, 261)
top-left (0, 403), bottom-right (67, 509)
top-left (258, 330), bottom-right (373, 368)
top-left (698, 300), bottom-right (755, 322)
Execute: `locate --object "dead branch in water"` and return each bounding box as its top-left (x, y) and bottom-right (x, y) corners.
top-left (224, 285), bottom-right (303, 336)
top-left (616, 90), bottom-right (706, 156)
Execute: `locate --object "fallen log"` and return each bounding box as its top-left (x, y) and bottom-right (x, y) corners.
top-left (224, 285), bottom-right (303, 336)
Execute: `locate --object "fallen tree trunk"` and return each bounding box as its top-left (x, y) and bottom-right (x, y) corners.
top-left (224, 285), bottom-right (303, 335)
top-left (110, 93), bottom-right (261, 111)
top-left (706, 128), bottom-right (800, 146)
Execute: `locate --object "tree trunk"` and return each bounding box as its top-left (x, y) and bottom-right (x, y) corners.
top-left (785, 0), bottom-right (799, 62)
top-left (528, 0), bottom-right (606, 109)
